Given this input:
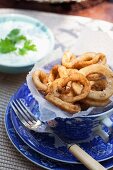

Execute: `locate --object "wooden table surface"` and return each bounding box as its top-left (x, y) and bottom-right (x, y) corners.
top-left (0, 0), bottom-right (113, 22)
top-left (0, 1), bottom-right (113, 170)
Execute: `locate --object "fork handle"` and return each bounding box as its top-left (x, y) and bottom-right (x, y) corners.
top-left (68, 144), bottom-right (106, 170)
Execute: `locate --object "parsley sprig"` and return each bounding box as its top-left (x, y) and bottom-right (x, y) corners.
top-left (19, 40), bottom-right (37, 55)
top-left (0, 38), bottom-right (16, 53)
top-left (0, 28), bottom-right (37, 55)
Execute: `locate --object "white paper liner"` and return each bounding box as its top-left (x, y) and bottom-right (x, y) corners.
top-left (26, 30), bottom-right (113, 122)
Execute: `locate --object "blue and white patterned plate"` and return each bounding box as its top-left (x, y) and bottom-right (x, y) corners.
top-left (9, 83), bottom-right (113, 164)
top-left (4, 105), bottom-right (113, 170)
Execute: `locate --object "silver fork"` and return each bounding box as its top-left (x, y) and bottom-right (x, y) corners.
top-left (11, 99), bottom-right (52, 133)
top-left (10, 99), bottom-right (106, 170)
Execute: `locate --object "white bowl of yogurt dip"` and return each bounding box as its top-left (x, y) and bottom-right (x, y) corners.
top-left (0, 14), bottom-right (54, 73)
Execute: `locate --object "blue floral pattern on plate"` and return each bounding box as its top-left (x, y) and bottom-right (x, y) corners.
top-left (4, 105), bottom-right (113, 170)
top-left (9, 83), bottom-right (113, 164)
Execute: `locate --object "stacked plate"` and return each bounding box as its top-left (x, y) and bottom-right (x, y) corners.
top-left (4, 83), bottom-right (113, 170)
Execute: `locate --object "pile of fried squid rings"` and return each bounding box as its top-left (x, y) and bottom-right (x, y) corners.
top-left (32, 51), bottom-right (113, 114)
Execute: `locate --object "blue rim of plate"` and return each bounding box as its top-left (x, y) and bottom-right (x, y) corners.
top-left (0, 13), bottom-right (54, 67)
top-left (9, 83), bottom-right (113, 164)
top-left (4, 107), bottom-right (90, 170)
top-left (4, 106), bottom-right (113, 170)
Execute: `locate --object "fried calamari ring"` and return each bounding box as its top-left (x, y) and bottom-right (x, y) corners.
top-left (32, 70), bottom-right (48, 91)
top-left (82, 98), bottom-right (110, 107)
top-left (47, 78), bottom-right (71, 97)
top-left (79, 52), bottom-right (106, 64)
top-left (74, 53), bottom-right (106, 69)
top-left (67, 68), bottom-right (78, 76)
top-left (58, 81), bottom-right (72, 94)
top-left (59, 73), bottom-right (91, 103)
top-left (72, 82), bottom-right (83, 95)
top-left (48, 65), bottom-right (59, 83)
top-left (62, 50), bottom-right (77, 68)
top-left (52, 66), bottom-right (74, 94)
top-left (47, 78), bottom-right (61, 96)
top-left (78, 52), bottom-right (96, 61)
top-left (58, 65), bottom-right (68, 78)
top-left (58, 64), bottom-right (78, 79)
top-left (79, 64), bottom-right (113, 100)
top-left (45, 94), bottom-right (81, 113)
top-left (91, 79), bottom-right (107, 91)
top-left (58, 65), bottom-right (78, 78)
top-left (87, 73), bottom-right (104, 81)
top-left (64, 89), bottom-right (75, 97)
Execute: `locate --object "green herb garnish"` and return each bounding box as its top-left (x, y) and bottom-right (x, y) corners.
top-left (0, 28), bottom-right (37, 55)
top-left (19, 40), bottom-right (37, 56)
top-left (0, 38), bottom-right (16, 53)
top-left (7, 28), bottom-right (26, 44)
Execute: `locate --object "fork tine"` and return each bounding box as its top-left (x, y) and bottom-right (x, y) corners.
top-left (10, 102), bottom-right (31, 128)
top-left (11, 100), bottom-right (33, 125)
top-left (19, 99), bottom-right (37, 122)
top-left (16, 99), bottom-right (37, 123)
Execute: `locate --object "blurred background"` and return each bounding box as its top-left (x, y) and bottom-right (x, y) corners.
top-left (0, 0), bottom-right (113, 22)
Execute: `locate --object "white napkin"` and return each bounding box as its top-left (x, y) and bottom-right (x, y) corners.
top-left (70, 29), bottom-right (113, 68)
